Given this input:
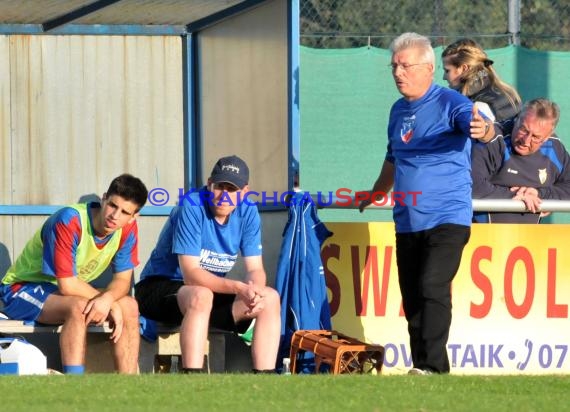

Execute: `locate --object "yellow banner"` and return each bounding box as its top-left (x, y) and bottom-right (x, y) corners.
top-left (322, 222), bottom-right (570, 375)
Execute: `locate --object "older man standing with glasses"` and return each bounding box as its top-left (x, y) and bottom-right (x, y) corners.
top-left (472, 98), bottom-right (570, 223)
top-left (359, 32), bottom-right (494, 375)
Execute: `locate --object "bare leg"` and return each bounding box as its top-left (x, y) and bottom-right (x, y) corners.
top-left (111, 296), bottom-right (140, 374)
top-left (233, 286), bottom-right (281, 370)
top-left (38, 294), bottom-right (89, 367)
top-left (178, 286), bottom-right (213, 368)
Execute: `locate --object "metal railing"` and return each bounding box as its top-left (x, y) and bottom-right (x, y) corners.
top-left (472, 199), bottom-right (570, 213)
top-left (304, 196), bottom-right (570, 212)
top-left (2, 199), bottom-right (570, 216)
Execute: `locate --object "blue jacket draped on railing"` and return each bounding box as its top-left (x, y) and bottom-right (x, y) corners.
top-left (275, 192), bottom-right (333, 372)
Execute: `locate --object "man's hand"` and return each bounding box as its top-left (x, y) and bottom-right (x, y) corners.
top-left (83, 293), bottom-right (114, 325)
top-left (237, 281), bottom-right (265, 317)
top-left (511, 186), bottom-right (543, 214)
top-left (245, 294), bottom-right (265, 317)
top-left (107, 303), bottom-right (124, 343)
top-left (359, 197), bottom-right (372, 213)
top-left (470, 103), bottom-right (492, 141)
top-left (358, 190), bottom-right (387, 213)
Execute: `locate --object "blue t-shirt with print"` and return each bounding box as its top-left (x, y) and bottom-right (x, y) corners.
top-left (139, 187), bottom-right (262, 280)
top-left (386, 83), bottom-right (475, 233)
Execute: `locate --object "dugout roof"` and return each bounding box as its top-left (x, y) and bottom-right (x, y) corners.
top-left (0, 0), bottom-right (268, 34)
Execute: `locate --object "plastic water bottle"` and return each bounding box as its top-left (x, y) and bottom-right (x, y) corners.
top-left (282, 357), bottom-right (292, 375)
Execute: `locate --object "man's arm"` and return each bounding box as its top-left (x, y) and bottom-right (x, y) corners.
top-left (179, 255), bottom-right (253, 296)
top-left (537, 140), bottom-right (570, 200)
top-left (55, 266), bottom-right (133, 302)
top-left (243, 255), bottom-right (267, 287)
top-left (57, 276), bottom-right (101, 299)
top-left (241, 255), bottom-right (268, 316)
top-left (359, 160), bottom-right (395, 212)
top-left (82, 269), bottom-right (134, 326)
top-left (471, 138), bottom-right (515, 199)
top-left (102, 270), bottom-right (134, 301)
top-left (511, 140), bottom-right (570, 214)
top-left (42, 208), bottom-right (107, 300)
top-left (82, 220), bottom-right (140, 323)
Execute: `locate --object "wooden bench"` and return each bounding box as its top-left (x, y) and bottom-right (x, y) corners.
top-left (141, 322), bottom-right (255, 373)
top-left (0, 320), bottom-right (251, 373)
top-left (289, 330), bottom-right (384, 374)
top-left (141, 325), bottom-right (210, 373)
top-left (0, 319), bottom-right (118, 372)
top-left (0, 319), bottom-right (113, 335)
top-left (0, 319), bottom-right (206, 373)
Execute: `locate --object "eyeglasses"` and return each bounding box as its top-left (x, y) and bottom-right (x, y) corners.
top-left (388, 62), bottom-right (429, 72)
top-left (517, 124), bottom-right (548, 144)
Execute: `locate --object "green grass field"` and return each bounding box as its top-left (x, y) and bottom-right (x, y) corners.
top-left (0, 374), bottom-right (569, 412)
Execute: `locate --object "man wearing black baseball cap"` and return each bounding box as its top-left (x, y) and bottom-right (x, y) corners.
top-left (205, 155), bottom-right (251, 224)
top-left (210, 155), bottom-right (249, 189)
top-left (135, 155), bottom-right (281, 374)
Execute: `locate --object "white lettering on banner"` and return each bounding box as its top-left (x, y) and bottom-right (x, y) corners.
top-left (382, 343), bottom-right (413, 368)
top-left (381, 341), bottom-right (569, 371)
top-left (449, 341), bottom-right (568, 370)
top-left (448, 343), bottom-right (505, 368)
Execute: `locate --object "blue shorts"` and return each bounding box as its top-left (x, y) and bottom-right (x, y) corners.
top-left (0, 282), bottom-right (59, 321)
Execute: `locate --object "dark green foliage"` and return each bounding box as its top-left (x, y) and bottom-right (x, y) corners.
top-left (300, 0), bottom-right (570, 50)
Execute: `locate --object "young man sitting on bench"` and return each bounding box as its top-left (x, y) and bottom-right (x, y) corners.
top-left (0, 174), bottom-right (148, 374)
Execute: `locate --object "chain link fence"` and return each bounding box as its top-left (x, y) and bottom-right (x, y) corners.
top-left (300, 0), bottom-right (570, 50)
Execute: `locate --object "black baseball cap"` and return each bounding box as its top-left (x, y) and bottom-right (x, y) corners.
top-left (210, 155), bottom-right (249, 189)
